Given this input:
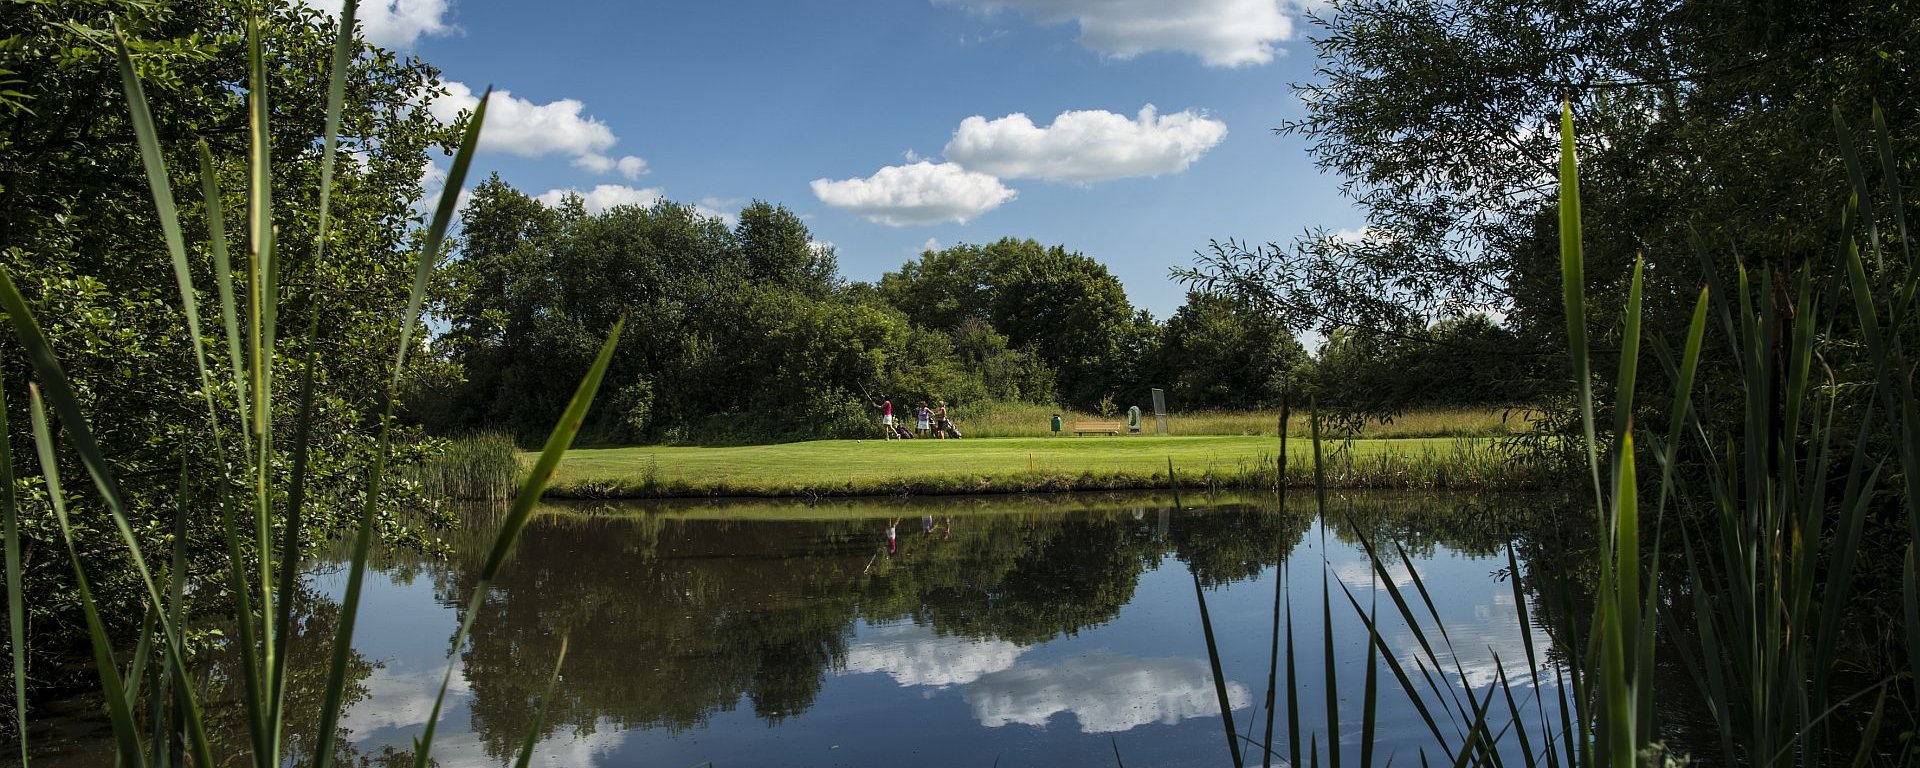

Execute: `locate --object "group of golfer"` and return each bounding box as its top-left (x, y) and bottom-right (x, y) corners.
top-left (874, 396), bottom-right (960, 440)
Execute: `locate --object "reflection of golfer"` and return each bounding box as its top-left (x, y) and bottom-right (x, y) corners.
top-left (886, 518), bottom-right (900, 555)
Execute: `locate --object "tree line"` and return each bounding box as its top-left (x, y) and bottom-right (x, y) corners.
top-left (417, 177), bottom-right (1536, 445)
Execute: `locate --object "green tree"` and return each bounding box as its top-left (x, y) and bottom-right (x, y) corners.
top-left (1158, 291), bottom-right (1307, 409)
top-left (1180, 0), bottom-right (1919, 368)
top-left (733, 200), bottom-right (838, 295)
top-left (0, 0), bottom-right (455, 712)
top-left (878, 238), bottom-right (1143, 408)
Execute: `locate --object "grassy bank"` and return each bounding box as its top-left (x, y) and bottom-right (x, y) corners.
top-left (542, 434), bottom-right (1539, 498)
top-left (950, 402), bottom-right (1535, 438)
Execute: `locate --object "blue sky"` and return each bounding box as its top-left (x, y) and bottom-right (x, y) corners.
top-left (348, 0), bottom-right (1362, 317)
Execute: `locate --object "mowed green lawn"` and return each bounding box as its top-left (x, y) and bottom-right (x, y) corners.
top-left (549, 435), bottom-right (1470, 492)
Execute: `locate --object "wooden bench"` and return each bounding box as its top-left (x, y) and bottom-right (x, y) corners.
top-left (1072, 421), bottom-right (1126, 435)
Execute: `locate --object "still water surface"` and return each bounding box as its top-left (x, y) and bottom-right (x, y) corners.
top-left (311, 491), bottom-right (1560, 767)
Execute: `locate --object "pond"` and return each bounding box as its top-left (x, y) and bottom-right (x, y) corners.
top-left (24, 491), bottom-right (1583, 766)
top-left (320, 490), bottom-right (1576, 767)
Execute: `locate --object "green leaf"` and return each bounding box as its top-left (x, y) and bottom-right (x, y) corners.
top-left (0, 382), bottom-right (27, 766)
top-left (1558, 100), bottom-right (1600, 506)
top-left (28, 388), bottom-right (146, 767)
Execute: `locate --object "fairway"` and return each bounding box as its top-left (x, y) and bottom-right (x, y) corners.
top-left (547, 435), bottom-right (1481, 496)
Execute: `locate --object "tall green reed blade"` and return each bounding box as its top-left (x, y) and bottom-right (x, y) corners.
top-left (411, 318), bottom-right (626, 768)
top-left (199, 142), bottom-right (250, 441)
top-left (512, 635), bottom-right (569, 768)
top-left (1596, 430), bottom-right (1637, 768)
top-left (1166, 458), bottom-right (1241, 768)
top-left (312, 83), bottom-right (494, 768)
top-left (218, 488), bottom-right (271, 759)
top-left (1654, 286), bottom-right (1710, 517)
top-left (154, 463), bottom-right (192, 768)
top-left (1834, 107), bottom-right (1884, 272)
top-left (1193, 560), bottom-right (1244, 768)
top-left (268, 312), bottom-right (320, 734)
top-left (1, 383), bottom-right (25, 766)
top-left (1333, 573), bottom-right (1453, 758)
top-left (1320, 554), bottom-right (1340, 768)
top-left (115, 22), bottom-right (278, 763)
top-left (270, 0), bottom-right (357, 740)
top-left (1869, 103), bottom-right (1910, 273)
top-left (0, 269), bottom-right (215, 767)
top-left (1557, 100), bottom-right (1599, 504)
top-left (313, 0), bottom-right (356, 273)
top-left (1307, 399), bottom-right (1341, 768)
top-left (1504, 545), bottom-right (1556, 768)
top-left (1609, 257), bottom-right (1642, 476)
top-left (1262, 390), bottom-right (1291, 768)
top-left (1359, 584), bottom-right (1378, 768)
top-left (245, 6), bottom-right (276, 428)
top-left (27, 388), bottom-right (144, 766)
top-left (114, 22), bottom-right (217, 418)
top-left (1611, 259), bottom-right (1651, 747)
top-left (242, 12), bottom-right (282, 728)
top-left (1286, 553), bottom-right (1303, 768)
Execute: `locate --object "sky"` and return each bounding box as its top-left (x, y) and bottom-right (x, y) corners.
top-left (343, 0), bottom-right (1364, 318)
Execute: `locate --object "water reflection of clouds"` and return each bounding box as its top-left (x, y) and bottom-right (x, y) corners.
top-left (340, 662), bottom-right (471, 735)
top-left (845, 625), bottom-right (1250, 734)
top-left (966, 653), bottom-right (1251, 733)
top-left (1324, 555), bottom-right (1557, 693)
top-left (343, 661), bottom-right (630, 767)
top-left (1423, 595), bottom-right (1557, 691)
top-left (844, 624), bottom-right (1026, 687)
top-left (1330, 558), bottom-right (1416, 590)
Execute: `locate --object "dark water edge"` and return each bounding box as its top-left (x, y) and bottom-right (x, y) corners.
top-left (11, 489), bottom-right (1711, 767)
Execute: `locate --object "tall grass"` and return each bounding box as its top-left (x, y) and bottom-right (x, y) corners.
top-left (1186, 100), bottom-right (1917, 767)
top-left (956, 400), bottom-right (1533, 439)
top-left (413, 432), bottom-right (521, 500)
top-left (1, 3), bottom-right (622, 765)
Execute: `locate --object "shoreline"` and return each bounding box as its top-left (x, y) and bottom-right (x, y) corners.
top-left (537, 435), bottom-right (1544, 499)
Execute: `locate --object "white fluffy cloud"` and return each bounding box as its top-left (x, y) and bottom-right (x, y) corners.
top-left (429, 82), bottom-right (616, 158)
top-left (429, 82), bottom-right (652, 181)
top-left (300, 0), bottom-right (453, 50)
top-left (535, 184), bottom-right (664, 213)
top-left (811, 161), bottom-right (1015, 226)
top-left (573, 153), bottom-right (650, 179)
top-left (946, 0), bottom-right (1295, 67)
top-left (944, 105), bottom-right (1227, 184)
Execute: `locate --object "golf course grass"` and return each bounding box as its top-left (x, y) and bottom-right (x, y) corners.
top-left (544, 434), bottom-right (1535, 498)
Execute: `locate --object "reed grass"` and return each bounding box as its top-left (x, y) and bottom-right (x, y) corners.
top-left (1181, 100), bottom-right (1919, 768)
top-left (412, 431), bottom-right (521, 500)
top-left (0, 3), bottom-right (623, 765)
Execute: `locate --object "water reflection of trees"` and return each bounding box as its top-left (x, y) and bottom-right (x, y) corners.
top-left (362, 492), bottom-right (1538, 762)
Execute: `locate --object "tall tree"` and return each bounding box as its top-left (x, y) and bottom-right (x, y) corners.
top-left (734, 200), bottom-right (838, 295)
top-left (878, 238), bottom-right (1141, 408)
top-left (1181, 0), bottom-right (1919, 350)
top-left (1158, 291), bottom-right (1307, 409)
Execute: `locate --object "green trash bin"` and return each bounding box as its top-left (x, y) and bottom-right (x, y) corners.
top-left (1050, 414), bottom-right (1062, 435)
